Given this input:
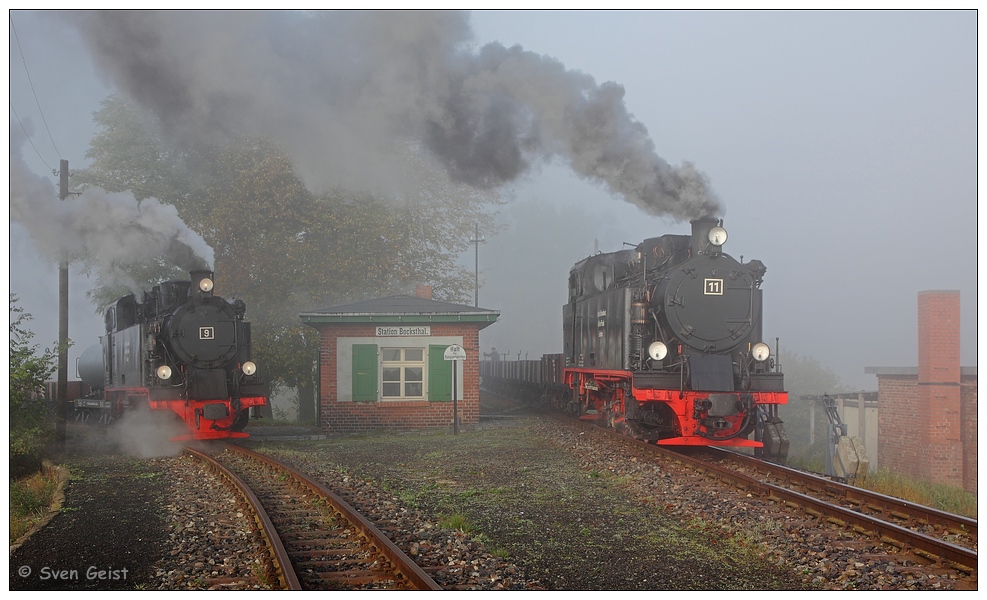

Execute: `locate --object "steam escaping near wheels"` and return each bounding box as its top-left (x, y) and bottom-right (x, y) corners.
top-left (109, 407), bottom-right (187, 458)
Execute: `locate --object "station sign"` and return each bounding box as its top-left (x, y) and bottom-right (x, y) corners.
top-left (443, 344), bottom-right (467, 361)
top-left (375, 326), bottom-right (430, 337)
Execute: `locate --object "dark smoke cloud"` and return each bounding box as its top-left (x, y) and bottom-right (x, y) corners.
top-left (10, 124), bottom-right (214, 294)
top-left (64, 10), bottom-right (720, 221)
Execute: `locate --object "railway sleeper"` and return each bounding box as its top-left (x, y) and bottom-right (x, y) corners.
top-left (287, 536), bottom-right (360, 546)
top-left (825, 516), bottom-right (847, 527)
top-left (294, 558), bottom-right (383, 569)
top-left (311, 570), bottom-right (395, 583)
top-left (291, 549), bottom-right (375, 559)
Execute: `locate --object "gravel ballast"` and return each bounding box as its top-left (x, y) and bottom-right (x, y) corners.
top-left (9, 403), bottom-right (973, 591)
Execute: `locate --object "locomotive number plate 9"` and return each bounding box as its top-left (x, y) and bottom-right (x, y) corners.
top-left (199, 327), bottom-right (215, 340)
top-left (704, 279), bottom-right (724, 295)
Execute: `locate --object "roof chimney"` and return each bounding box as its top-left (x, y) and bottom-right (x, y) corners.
top-left (415, 285), bottom-right (433, 300)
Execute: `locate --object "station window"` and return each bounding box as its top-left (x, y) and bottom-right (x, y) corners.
top-left (381, 347), bottom-right (424, 399)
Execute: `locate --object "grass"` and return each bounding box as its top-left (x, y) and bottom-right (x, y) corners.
top-left (856, 468), bottom-right (978, 518)
top-left (9, 464), bottom-right (61, 544)
top-left (787, 456), bottom-right (977, 518)
top-left (439, 512), bottom-right (473, 534)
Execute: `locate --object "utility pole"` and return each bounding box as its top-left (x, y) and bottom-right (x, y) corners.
top-left (56, 159), bottom-right (68, 446)
top-left (469, 223), bottom-right (484, 307)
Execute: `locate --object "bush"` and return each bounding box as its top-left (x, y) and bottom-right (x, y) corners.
top-left (9, 294), bottom-right (60, 478)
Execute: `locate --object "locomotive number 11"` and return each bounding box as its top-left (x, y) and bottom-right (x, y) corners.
top-left (704, 279), bottom-right (724, 295)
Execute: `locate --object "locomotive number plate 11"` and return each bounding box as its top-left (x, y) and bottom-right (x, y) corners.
top-left (199, 327), bottom-right (215, 340)
top-left (704, 279), bottom-right (724, 295)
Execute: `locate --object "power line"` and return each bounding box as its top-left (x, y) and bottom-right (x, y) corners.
top-left (9, 101), bottom-right (54, 173)
top-left (9, 13), bottom-right (63, 163)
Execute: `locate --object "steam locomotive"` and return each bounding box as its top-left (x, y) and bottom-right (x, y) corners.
top-left (74, 270), bottom-right (267, 440)
top-left (482, 217), bottom-right (789, 461)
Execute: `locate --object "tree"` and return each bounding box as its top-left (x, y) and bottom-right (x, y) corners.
top-left (77, 94), bottom-right (216, 225)
top-left (9, 295), bottom-right (61, 477)
top-left (777, 349), bottom-right (849, 463)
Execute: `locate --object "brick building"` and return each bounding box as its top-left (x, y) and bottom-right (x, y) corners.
top-left (865, 290), bottom-right (977, 494)
top-left (299, 287), bottom-right (499, 434)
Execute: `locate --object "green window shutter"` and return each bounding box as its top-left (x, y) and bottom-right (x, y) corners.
top-left (428, 345), bottom-right (453, 402)
top-left (352, 344), bottom-right (378, 402)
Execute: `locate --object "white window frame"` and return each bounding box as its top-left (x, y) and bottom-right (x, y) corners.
top-left (380, 347), bottom-right (425, 400)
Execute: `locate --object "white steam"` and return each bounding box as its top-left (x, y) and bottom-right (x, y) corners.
top-left (109, 407), bottom-right (186, 458)
top-left (10, 125), bottom-right (214, 292)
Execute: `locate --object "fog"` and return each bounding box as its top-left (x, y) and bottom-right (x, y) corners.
top-left (7, 10), bottom-right (978, 392)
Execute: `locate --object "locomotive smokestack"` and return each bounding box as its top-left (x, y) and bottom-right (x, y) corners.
top-left (690, 216), bottom-right (720, 256)
top-left (189, 270), bottom-right (215, 299)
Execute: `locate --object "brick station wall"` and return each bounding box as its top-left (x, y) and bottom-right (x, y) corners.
top-left (313, 322), bottom-right (481, 434)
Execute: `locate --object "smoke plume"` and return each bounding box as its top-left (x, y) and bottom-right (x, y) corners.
top-left (65, 10), bottom-right (721, 221)
top-left (10, 125), bottom-right (214, 293)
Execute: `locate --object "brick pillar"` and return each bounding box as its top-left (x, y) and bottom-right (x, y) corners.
top-left (917, 290), bottom-right (962, 487)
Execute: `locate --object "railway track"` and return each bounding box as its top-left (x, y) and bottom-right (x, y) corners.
top-left (704, 447), bottom-right (977, 551)
top-left (184, 444), bottom-right (442, 591)
top-left (565, 416), bottom-right (978, 578)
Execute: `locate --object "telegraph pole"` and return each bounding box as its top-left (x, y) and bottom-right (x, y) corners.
top-left (56, 159), bottom-right (68, 446)
top-left (469, 223), bottom-right (484, 307)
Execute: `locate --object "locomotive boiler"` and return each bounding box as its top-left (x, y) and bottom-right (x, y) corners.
top-left (75, 269), bottom-right (267, 440)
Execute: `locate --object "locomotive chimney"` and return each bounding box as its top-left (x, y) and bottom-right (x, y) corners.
top-left (690, 216), bottom-right (719, 256)
top-left (189, 269), bottom-right (215, 299)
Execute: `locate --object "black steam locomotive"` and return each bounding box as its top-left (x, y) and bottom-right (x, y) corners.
top-left (75, 270), bottom-right (267, 440)
top-left (483, 217), bottom-right (789, 460)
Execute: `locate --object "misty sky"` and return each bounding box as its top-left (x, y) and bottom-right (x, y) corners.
top-left (7, 10), bottom-right (979, 392)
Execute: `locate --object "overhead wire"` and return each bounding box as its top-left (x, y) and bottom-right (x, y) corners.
top-left (9, 13), bottom-right (64, 171)
top-left (10, 101), bottom-right (54, 173)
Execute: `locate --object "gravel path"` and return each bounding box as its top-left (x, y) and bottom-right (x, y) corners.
top-left (9, 398), bottom-right (976, 591)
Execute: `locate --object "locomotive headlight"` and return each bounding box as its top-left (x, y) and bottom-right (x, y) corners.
top-left (242, 361), bottom-right (257, 376)
top-left (156, 365), bottom-right (173, 379)
top-left (708, 226), bottom-right (728, 246)
top-left (752, 342), bottom-right (770, 362)
top-left (199, 277), bottom-right (214, 292)
top-left (647, 341), bottom-right (669, 361)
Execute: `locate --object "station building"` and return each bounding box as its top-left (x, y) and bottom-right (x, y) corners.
top-left (299, 286), bottom-right (499, 434)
